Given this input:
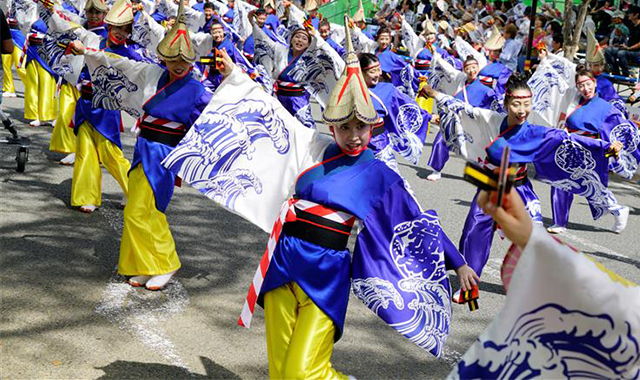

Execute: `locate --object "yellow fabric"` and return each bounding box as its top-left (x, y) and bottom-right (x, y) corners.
top-left (49, 83), bottom-right (79, 153)
top-left (24, 60), bottom-right (58, 121)
top-left (118, 165), bottom-right (181, 276)
top-left (71, 121), bottom-right (130, 206)
top-left (264, 283), bottom-right (347, 380)
top-left (416, 87), bottom-right (435, 136)
top-left (2, 46), bottom-right (27, 94)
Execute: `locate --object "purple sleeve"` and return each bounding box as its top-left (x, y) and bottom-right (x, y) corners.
top-left (351, 178), bottom-right (453, 357)
top-left (442, 230), bottom-right (467, 270)
top-left (187, 88), bottom-right (213, 127)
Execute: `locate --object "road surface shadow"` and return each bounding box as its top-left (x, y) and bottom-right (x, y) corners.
top-left (95, 356), bottom-right (241, 379)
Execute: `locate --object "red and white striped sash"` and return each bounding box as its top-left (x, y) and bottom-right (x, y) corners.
top-left (238, 198), bottom-right (355, 328)
top-left (140, 114), bottom-right (186, 131)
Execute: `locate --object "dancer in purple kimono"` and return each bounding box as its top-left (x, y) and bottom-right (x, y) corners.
top-left (275, 27), bottom-right (315, 129)
top-left (547, 68), bottom-right (630, 234)
top-left (359, 52), bottom-right (430, 171)
top-left (76, 0), bottom-right (213, 290)
top-left (477, 26), bottom-right (512, 99)
top-left (427, 55), bottom-right (498, 181)
top-left (162, 24), bottom-right (479, 375)
top-left (242, 8), bottom-right (282, 61)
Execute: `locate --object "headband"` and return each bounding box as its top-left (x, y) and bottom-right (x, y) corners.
top-left (463, 59), bottom-right (478, 68)
top-left (362, 62), bottom-right (380, 71)
top-left (576, 77), bottom-right (596, 86)
top-left (505, 91), bottom-right (532, 99)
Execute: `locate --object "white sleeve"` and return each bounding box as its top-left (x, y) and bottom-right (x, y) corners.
top-left (191, 31), bottom-right (214, 58)
top-left (84, 49), bottom-right (165, 118)
top-left (401, 18), bottom-right (423, 58)
top-left (351, 25), bottom-right (378, 54)
top-left (454, 36), bottom-right (487, 70)
top-left (429, 52), bottom-right (466, 95)
top-left (132, 10), bottom-right (166, 53)
top-left (158, 0), bottom-right (205, 32)
top-left (234, 0), bottom-right (256, 40)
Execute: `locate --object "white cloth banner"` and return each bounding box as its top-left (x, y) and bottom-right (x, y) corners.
top-left (162, 67), bottom-right (331, 232)
top-left (448, 225), bottom-right (640, 379)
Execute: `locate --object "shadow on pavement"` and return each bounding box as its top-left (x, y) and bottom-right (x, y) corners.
top-left (95, 356), bottom-right (241, 379)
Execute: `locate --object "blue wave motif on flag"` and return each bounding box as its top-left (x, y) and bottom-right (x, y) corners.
top-left (454, 303), bottom-right (640, 379)
top-left (162, 99), bottom-right (290, 209)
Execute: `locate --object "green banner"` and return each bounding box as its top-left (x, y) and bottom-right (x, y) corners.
top-left (318, 0), bottom-right (376, 25)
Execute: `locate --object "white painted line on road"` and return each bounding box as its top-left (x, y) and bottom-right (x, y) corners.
top-left (95, 274), bottom-right (191, 371)
top-left (560, 231), bottom-right (631, 260)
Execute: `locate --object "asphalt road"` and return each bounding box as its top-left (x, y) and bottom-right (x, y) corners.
top-left (1, 77), bottom-right (639, 379)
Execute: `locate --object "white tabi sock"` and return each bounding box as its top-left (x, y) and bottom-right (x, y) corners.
top-left (145, 271), bottom-right (177, 290)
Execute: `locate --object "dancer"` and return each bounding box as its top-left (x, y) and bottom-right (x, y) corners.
top-left (75, 0), bottom-right (212, 290)
top-left (359, 52), bottom-right (430, 171)
top-left (46, 0), bottom-right (145, 213)
top-left (163, 19), bottom-right (478, 377)
top-left (477, 25), bottom-right (513, 99)
top-left (47, 0), bottom-right (110, 165)
top-left (2, 15), bottom-right (27, 99)
top-left (547, 67), bottom-right (630, 234)
top-left (426, 54), bottom-right (499, 181)
top-left (23, 19), bottom-right (58, 127)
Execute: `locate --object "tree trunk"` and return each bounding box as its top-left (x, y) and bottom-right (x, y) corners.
top-left (563, 0), bottom-right (590, 60)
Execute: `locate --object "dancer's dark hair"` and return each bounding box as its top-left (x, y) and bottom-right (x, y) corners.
top-left (575, 65), bottom-right (595, 82)
top-left (504, 72), bottom-right (531, 103)
top-left (359, 53), bottom-right (379, 70)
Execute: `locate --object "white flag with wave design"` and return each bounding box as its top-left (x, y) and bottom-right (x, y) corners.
top-left (448, 225), bottom-right (640, 379)
top-left (162, 67), bottom-right (331, 232)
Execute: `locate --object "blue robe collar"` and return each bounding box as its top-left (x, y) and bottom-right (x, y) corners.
top-left (486, 118), bottom-right (546, 165)
top-left (143, 71), bottom-right (206, 126)
top-left (295, 144), bottom-right (375, 194)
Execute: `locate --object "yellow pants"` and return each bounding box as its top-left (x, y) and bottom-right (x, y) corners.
top-left (118, 165), bottom-right (180, 276)
top-left (71, 122), bottom-right (130, 207)
top-left (2, 46), bottom-right (27, 94)
top-left (24, 60), bottom-right (57, 121)
top-left (49, 83), bottom-right (79, 154)
top-left (264, 282), bottom-right (347, 380)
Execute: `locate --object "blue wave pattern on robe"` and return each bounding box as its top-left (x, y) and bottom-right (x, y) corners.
top-left (596, 74), bottom-right (628, 117)
top-left (377, 47), bottom-right (419, 97)
top-left (369, 82), bottom-right (430, 166)
top-left (74, 39), bottom-right (147, 148)
top-left (487, 123), bottom-right (618, 220)
top-left (566, 95), bottom-right (640, 179)
top-left (162, 97), bottom-right (292, 210)
top-left (277, 53), bottom-right (315, 129)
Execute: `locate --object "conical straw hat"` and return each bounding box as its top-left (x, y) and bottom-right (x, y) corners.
top-left (353, 0), bottom-right (365, 23)
top-left (484, 25), bottom-right (505, 50)
top-left (305, 0), bottom-right (318, 12)
top-left (104, 0), bottom-right (134, 26)
top-left (157, 0), bottom-right (196, 63)
top-left (586, 28), bottom-right (604, 64)
top-left (85, 0), bottom-right (108, 13)
top-left (323, 15), bottom-right (378, 125)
